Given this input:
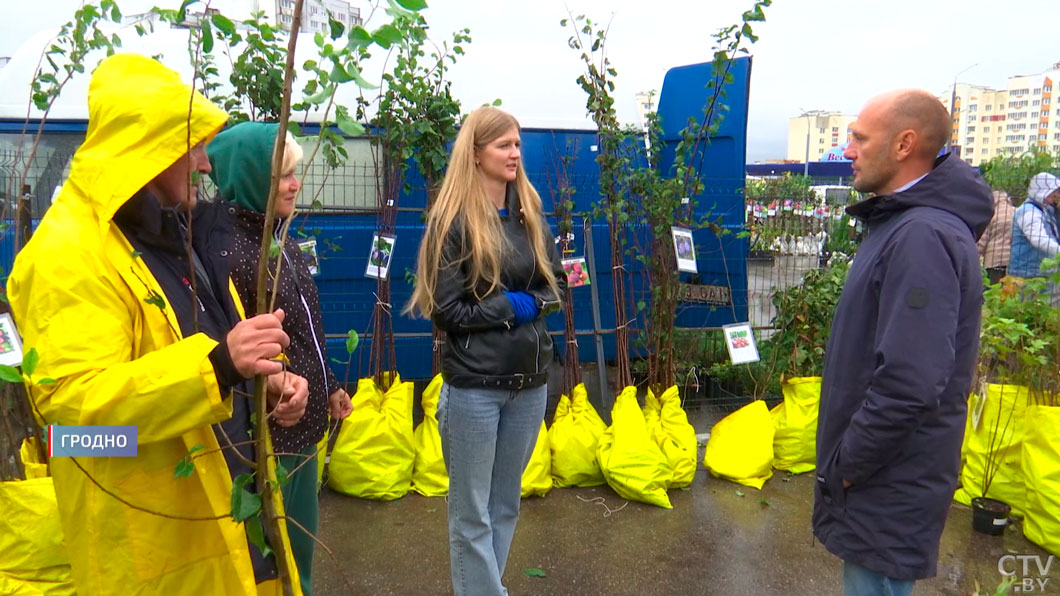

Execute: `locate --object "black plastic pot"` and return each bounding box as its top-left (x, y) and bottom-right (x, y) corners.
top-left (971, 497), bottom-right (1011, 535)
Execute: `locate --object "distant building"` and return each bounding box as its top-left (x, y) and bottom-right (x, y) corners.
top-left (634, 90), bottom-right (657, 131)
top-left (264, 0), bottom-right (362, 34)
top-left (939, 61), bottom-right (1060, 166)
top-left (786, 111), bottom-right (856, 162)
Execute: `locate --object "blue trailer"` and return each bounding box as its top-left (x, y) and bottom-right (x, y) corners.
top-left (0, 57), bottom-right (753, 383)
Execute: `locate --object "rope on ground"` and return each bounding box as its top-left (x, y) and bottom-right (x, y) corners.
top-left (576, 495), bottom-right (629, 518)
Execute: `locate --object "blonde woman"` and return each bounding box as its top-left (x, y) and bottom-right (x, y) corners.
top-left (407, 106), bottom-right (564, 596)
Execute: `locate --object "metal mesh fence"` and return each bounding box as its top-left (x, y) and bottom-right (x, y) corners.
top-left (8, 143), bottom-right (1053, 408)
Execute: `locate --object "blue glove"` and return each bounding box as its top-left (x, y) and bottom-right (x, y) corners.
top-left (504, 290), bottom-right (539, 325)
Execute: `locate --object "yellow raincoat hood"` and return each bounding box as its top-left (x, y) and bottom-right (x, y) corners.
top-left (8, 54), bottom-right (302, 596)
top-left (64, 53), bottom-right (227, 227)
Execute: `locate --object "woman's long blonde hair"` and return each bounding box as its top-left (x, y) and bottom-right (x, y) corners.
top-left (407, 106), bottom-right (559, 318)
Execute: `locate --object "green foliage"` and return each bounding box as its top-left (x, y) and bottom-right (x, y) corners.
top-left (231, 473), bottom-right (262, 522)
top-left (971, 576), bottom-right (1017, 596)
top-left (562, 0), bottom-right (773, 389)
top-left (174, 445), bottom-right (205, 478)
top-left (346, 329), bottom-right (360, 355)
top-left (743, 174), bottom-right (816, 204)
top-left (30, 1), bottom-right (124, 113)
top-left (524, 568), bottom-right (547, 578)
top-left (766, 259), bottom-right (849, 379)
top-left (980, 150), bottom-right (1058, 206)
top-left (275, 459), bottom-right (290, 488)
top-left (977, 257), bottom-right (1060, 402)
top-left (0, 365), bottom-right (24, 384)
top-left (364, 10), bottom-right (469, 200)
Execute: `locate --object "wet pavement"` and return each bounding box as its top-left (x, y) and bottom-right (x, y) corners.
top-left (312, 408), bottom-right (1058, 596)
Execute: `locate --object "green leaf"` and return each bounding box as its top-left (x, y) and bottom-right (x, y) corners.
top-left (211, 14), bottom-right (236, 36)
top-left (37, 377), bottom-right (57, 386)
top-left (244, 514), bottom-right (274, 558)
top-left (492, 98), bottom-right (502, 107)
top-left (329, 61), bottom-right (353, 83)
top-left (348, 25), bottom-right (373, 47)
top-left (276, 459), bottom-right (290, 487)
top-left (372, 24), bottom-right (403, 49)
top-left (22, 348), bottom-right (39, 376)
top-left (286, 121), bottom-right (302, 136)
top-left (268, 237), bottom-right (281, 259)
top-left (335, 106), bottom-right (365, 136)
top-left (346, 329), bottom-right (359, 355)
top-left (174, 458), bottom-right (195, 478)
top-left (395, 0), bottom-right (428, 9)
top-left (524, 568), bottom-right (547, 578)
top-left (0, 365), bottom-right (24, 384)
top-left (200, 20), bottom-right (214, 53)
top-left (759, 497), bottom-right (771, 507)
top-left (328, 17), bottom-right (345, 40)
top-left (344, 62), bottom-right (377, 89)
top-left (231, 474), bottom-right (262, 522)
top-left (735, 490), bottom-right (745, 497)
top-left (303, 83), bottom-right (335, 106)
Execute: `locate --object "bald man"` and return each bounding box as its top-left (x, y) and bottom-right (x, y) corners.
top-left (812, 90), bottom-right (994, 596)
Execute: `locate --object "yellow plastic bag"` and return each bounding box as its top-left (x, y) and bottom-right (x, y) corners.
top-left (954, 384), bottom-right (1029, 517)
top-left (328, 373), bottom-right (415, 500)
top-left (549, 383), bottom-right (606, 488)
top-left (704, 400), bottom-right (775, 489)
top-left (413, 374), bottom-right (448, 497)
top-left (19, 437), bottom-right (49, 480)
top-left (521, 421), bottom-right (552, 498)
top-left (770, 377), bottom-right (821, 474)
top-left (645, 386), bottom-right (698, 488)
top-left (596, 386), bottom-right (672, 509)
top-left (1022, 404), bottom-right (1060, 556)
top-left (0, 477), bottom-right (74, 595)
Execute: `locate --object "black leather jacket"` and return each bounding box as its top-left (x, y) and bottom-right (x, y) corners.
top-left (433, 186), bottom-right (565, 390)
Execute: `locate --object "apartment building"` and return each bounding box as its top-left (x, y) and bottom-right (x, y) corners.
top-left (267, 0), bottom-right (362, 34)
top-left (786, 111), bottom-right (856, 162)
top-left (939, 62), bottom-right (1060, 166)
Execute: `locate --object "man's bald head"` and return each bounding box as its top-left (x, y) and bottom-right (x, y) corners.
top-left (867, 89), bottom-right (951, 160)
top-left (845, 89), bottom-right (952, 195)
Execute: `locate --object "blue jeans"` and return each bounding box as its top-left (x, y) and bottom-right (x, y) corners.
top-left (438, 382), bottom-right (547, 596)
top-left (843, 560), bottom-right (914, 596)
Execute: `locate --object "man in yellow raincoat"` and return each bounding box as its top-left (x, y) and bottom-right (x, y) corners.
top-left (8, 54), bottom-right (309, 595)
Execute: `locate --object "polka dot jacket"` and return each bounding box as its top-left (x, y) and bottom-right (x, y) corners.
top-left (223, 203), bottom-right (341, 453)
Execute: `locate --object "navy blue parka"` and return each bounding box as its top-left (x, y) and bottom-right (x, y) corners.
top-left (813, 153), bottom-right (994, 580)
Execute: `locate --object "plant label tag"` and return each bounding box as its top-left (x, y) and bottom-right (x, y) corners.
top-left (297, 237), bottom-right (320, 276)
top-left (562, 257), bottom-right (590, 288)
top-left (365, 232), bottom-right (396, 280)
top-left (723, 322), bottom-right (759, 365)
top-left (671, 226), bottom-right (697, 273)
top-left (0, 313), bottom-right (25, 367)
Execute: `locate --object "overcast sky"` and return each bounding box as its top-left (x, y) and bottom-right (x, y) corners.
top-left (2, 0), bottom-right (1057, 161)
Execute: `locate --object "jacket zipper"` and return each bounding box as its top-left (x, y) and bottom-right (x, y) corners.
top-left (525, 234), bottom-right (541, 374)
top-left (280, 236), bottom-right (329, 386)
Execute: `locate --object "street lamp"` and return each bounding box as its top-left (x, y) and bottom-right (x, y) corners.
top-left (947, 63), bottom-right (979, 152)
top-left (798, 108), bottom-right (818, 177)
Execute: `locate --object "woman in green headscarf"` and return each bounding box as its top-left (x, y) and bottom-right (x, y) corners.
top-left (208, 121), bottom-right (353, 596)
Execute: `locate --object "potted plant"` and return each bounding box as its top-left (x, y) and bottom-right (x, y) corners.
top-left (961, 265), bottom-right (1058, 534)
top-left (1016, 257), bottom-right (1060, 553)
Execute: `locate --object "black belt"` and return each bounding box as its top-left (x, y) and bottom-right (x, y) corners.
top-left (444, 372), bottom-right (549, 391)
